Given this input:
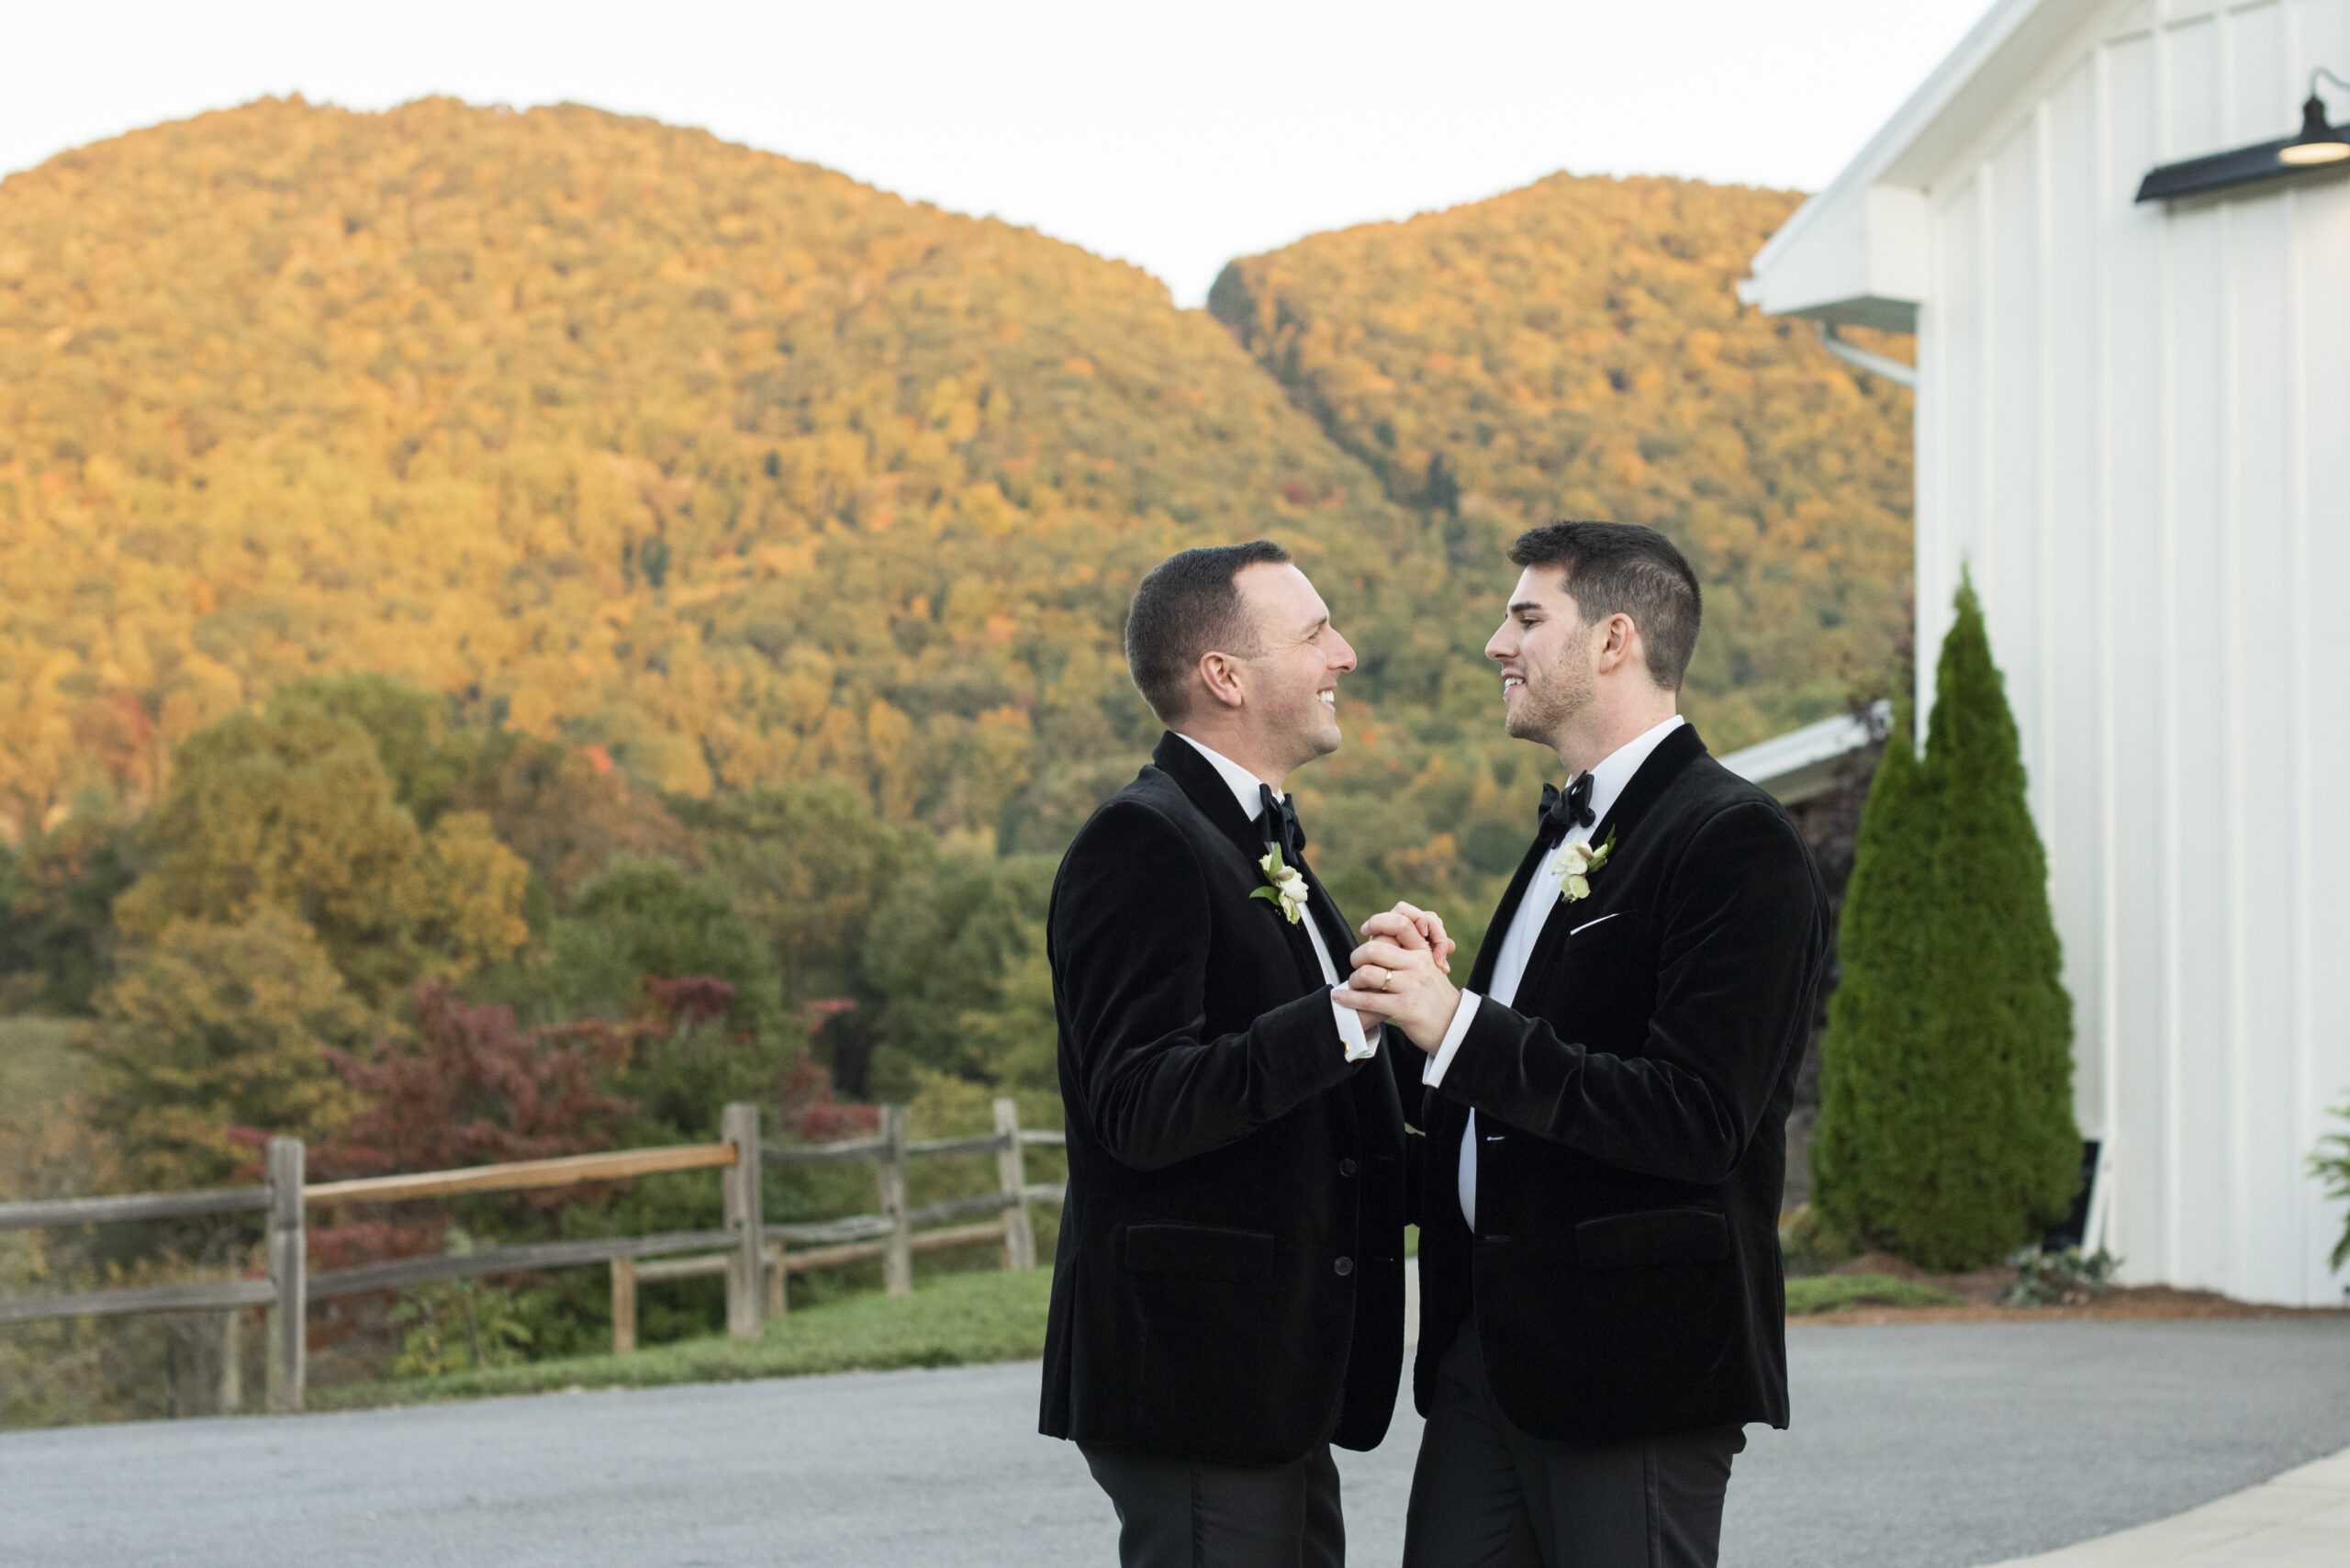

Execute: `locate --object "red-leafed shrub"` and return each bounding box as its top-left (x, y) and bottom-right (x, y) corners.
top-left (308, 983), bottom-right (639, 1269)
top-left (645, 974), bottom-right (735, 1027)
top-left (778, 1055), bottom-right (878, 1146)
top-left (318, 983), bottom-right (636, 1185)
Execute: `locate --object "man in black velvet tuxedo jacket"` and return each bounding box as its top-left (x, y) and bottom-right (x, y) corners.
top-left (1340, 522), bottom-right (1829, 1568)
top-left (1042, 541), bottom-right (1435, 1568)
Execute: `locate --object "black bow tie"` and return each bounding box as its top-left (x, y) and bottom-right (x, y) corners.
top-left (1537, 774), bottom-right (1596, 846)
top-left (1258, 784), bottom-right (1307, 862)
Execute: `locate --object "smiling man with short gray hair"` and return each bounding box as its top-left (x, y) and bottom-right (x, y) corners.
top-left (1040, 540), bottom-right (1437, 1568)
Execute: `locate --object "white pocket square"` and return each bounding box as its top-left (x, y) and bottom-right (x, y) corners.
top-left (1568, 912), bottom-right (1621, 937)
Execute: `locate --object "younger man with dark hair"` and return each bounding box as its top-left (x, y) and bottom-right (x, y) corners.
top-left (1340, 521), bottom-right (1830, 1568)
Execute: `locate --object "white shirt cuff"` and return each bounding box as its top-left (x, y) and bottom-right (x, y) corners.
top-left (1332, 996), bottom-right (1379, 1062)
top-left (1419, 991), bottom-right (1483, 1086)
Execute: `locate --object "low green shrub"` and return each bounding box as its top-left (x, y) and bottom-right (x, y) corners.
top-left (2001, 1247), bottom-right (2120, 1307)
top-left (1777, 1204), bottom-right (1859, 1277)
top-left (2311, 1097), bottom-right (2350, 1273)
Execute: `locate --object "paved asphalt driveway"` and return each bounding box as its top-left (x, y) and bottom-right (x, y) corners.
top-left (6, 1318), bottom-right (2348, 1568)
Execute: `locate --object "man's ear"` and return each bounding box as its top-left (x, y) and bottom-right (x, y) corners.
top-left (1197, 650), bottom-right (1248, 711)
top-left (1595, 614), bottom-right (1641, 678)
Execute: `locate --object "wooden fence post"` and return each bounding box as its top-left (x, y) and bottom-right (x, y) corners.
top-left (610, 1258), bottom-right (637, 1354)
top-left (264, 1137), bottom-right (305, 1414)
top-left (765, 1246), bottom-right (787, 1319)
top-left (993, 1098), bottom-right (1036, 1271)
top-left (218, 1302), bottom-right (243, 1414)
top-left (878, 1106), bottom-right (912, 1296)
top-left (722, 1102), bottom-right (764, 1339)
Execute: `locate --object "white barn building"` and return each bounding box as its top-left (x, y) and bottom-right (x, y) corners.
top-left (1745, 0), bottom-right (2350, 1306)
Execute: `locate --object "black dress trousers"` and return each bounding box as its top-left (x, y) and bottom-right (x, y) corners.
top-left (1081, 1441), bottom-right (1344, 1568)
top-left (1403, 1327), bottom-right (1743, 1568)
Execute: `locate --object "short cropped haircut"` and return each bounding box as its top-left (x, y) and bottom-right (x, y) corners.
top-left (1124, 541), bottom-right (1293, 722)
top-left (1507, 521), bottom-right (1703, 691)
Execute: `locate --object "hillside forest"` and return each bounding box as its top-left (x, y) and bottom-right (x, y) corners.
top-left (0, 96), bottom-right (1911, 1419)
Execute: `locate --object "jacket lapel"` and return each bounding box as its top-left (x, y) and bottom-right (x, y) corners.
top-left (1431, 825), bottom-right (1555, 1152)
top-left (1585, 722), bottom-right (1707, 854)
top-left (1152, 732), bottom-right (1267, 862)
top-left (1515, 722), bottom-right (1710, 986)
top-left (1467, 832), bottom-right (1554, 994)
top-left (1150, 732), bottom-right (1326, 992)
top-left (1299, 860), bottom-right (1354, 980)
top-left (1278, 850), bottom-right (1344, 996)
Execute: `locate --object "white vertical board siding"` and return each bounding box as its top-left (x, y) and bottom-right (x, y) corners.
top-left (2295, 0), bottom-right (2350, 1308)
top-left (2101, 27), bottom-right (2178, 1290)
top-left (1915, 0), bottom-right (2350, 1304)
top-left (2225, 4), bottom-right (2304, 1308)
top-left (2048, 59), bottom-right (2111, 1146)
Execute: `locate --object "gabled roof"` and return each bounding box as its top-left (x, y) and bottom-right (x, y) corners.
top-left (1740, 0), bottom-right (2104, 328)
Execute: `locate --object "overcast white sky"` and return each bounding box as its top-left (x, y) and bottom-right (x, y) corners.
top-left (1, 0), bottom-right (1992, 305)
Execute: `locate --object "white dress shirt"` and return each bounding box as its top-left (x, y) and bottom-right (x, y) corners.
top-left (1425, 714), bottom-right (1685, 1228)
top-left (1177, 734), bottom-right (1379, 1062)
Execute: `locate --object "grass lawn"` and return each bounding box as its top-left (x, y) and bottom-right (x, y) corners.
top-left (308, 1261), bottom-right (1969, 1413)
top-left (1786, 1273), bottom-right (1965, 1314)
top-left (312, 1264), bottom-right (1056, 1411)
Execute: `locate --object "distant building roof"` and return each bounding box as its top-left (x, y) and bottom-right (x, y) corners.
top-left (1718, 700), bottom-right (1892, 805)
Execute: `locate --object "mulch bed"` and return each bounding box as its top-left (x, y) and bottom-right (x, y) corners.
top-left (1791, 1251), bottom-right (2347, 1326)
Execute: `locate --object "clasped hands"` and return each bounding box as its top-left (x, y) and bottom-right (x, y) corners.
top-left (1333, 903), bottom-right (1461, 1055)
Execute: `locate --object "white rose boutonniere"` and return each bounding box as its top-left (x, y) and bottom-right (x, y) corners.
top-left (1553, 826), bottom-right (1618, 903)
top-left (1251, 846), bottom-right (1312, 925)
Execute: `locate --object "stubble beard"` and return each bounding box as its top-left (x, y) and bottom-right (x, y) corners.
top-left (1256, 682), bottom-right (1340, 777)
top-left (1505, 652), bottom-right (1593, 750)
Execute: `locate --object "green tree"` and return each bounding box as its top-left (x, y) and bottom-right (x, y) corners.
top-left (957, 925), bottom-right (1058, 1092)
top-left (1919, 575), bottom-right (2078, 1261)
top-left (0, 815), bottom-right (140, 1014)
top-left (527, 860), bottom-right (796, 1137)
top-left (676, 780), bottom-right (926, 1005)
top-left (858, 853), bottom-right (1054, 1097)
top-left (450, 734), bottom-right (699, 914)
top-left (1812, 575), bottom-right (2079, 1269)
top-left (271, 675), bottom-right (470, 828)
top-left (86, 909), bottom-right (372, 1190)
top-left (1811, 700), bottom-right (1934, 1247)
top-left (115, 707), bottom-right (530, 1002)
top-left (542, 861), bottom-right (781, 1028)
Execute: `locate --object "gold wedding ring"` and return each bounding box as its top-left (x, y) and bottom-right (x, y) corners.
top-left (1378, 969), bottom-right (1393, 991)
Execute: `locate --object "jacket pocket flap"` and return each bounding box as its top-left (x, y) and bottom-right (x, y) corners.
top-left (1573, 1208), bottom-right (1729, 1271)
top-left (1124, 1223), bottom-right (1275, 1282)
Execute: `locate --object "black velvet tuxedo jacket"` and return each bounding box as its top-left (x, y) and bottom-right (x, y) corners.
top-left (1415, 722), bottom-right (1828, 1445)
top-left (1039, 733), bottom-right (1416, 1466)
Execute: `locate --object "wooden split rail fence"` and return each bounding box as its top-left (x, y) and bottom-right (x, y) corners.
top-left (0, 1098), bottom-right (1066, 1413)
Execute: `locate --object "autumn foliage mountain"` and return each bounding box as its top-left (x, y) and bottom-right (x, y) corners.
top-left (1212, 171), bottom-right (1915, 746)
top-left (0, 95), bottom-right (1431, 855)
top-left (1, 95), bottom-right (1908, 874)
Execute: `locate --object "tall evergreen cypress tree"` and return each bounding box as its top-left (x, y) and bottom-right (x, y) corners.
top-left (1812, 573), bottom-right (2080, 1269)
top-left (1811, 697), bottom-right (1936, 1246)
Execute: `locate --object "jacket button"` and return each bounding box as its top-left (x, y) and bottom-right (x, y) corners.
top-left (1334, 1256), bottom-right (1354, 1277)
top-left (1338, 1159), bottom-right (1359, 1178)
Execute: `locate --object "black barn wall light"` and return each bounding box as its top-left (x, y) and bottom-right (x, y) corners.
top-left (2137, 67), bottom-right (2349, 201)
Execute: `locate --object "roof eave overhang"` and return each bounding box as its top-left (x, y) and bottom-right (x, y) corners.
top-left (1744, 0), bottom-right (2106, 327)
top-left (1788, 297), bottom-right (1920, 333)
